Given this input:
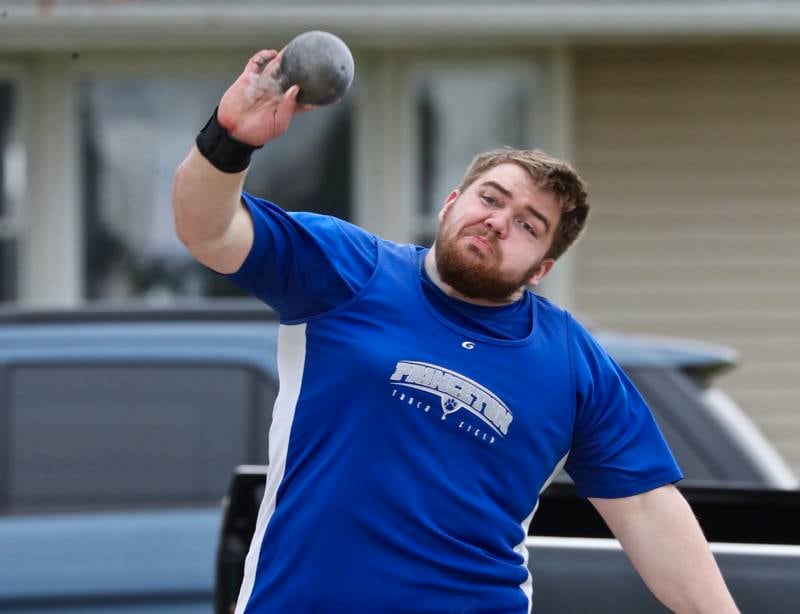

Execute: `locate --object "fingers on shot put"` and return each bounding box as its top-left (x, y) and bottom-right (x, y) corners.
top-left (274, 85), bottom-right (303, 133)
top-left (245, 49), bottom-right (284, 102)
top-left (251, 49), bottom-right (277, 74)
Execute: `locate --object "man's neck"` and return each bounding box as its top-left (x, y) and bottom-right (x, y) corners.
top-left (423, 247), bottom-right (525, 307)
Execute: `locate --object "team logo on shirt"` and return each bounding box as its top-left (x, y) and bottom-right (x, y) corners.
top-left (389, 360), bottom-right (513, 441)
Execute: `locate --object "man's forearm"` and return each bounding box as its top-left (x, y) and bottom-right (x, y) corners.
top-left (172, 145), bottom-right (247, 249)
top-left (591, 485), bottom-right (739, 613)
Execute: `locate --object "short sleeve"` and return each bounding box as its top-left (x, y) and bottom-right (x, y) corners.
top-left (564, 316), bottom-right (683, 499)
top-left (224, 193), bottom-right (378, 321)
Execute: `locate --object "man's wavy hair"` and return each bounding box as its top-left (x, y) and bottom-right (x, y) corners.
top-left (458, 148), bottom-right (590, 261)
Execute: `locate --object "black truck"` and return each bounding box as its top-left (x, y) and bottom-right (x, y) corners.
top-left (218, 469), bottom-right (800, 613)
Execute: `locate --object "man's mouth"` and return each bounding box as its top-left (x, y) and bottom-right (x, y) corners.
top-left (467, 234), bottom-right (494, 255)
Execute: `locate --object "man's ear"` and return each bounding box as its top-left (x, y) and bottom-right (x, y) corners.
top-left (527, 258), bottom-right (555, 287)
top-left (438, 189), bottom-right (460, 221)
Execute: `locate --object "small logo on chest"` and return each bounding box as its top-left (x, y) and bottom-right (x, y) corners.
top-left (388, 360), bottom-right (513, 444)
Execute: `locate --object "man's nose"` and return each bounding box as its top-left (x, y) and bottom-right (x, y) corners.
top-left (484, 212), bottom-right (509, 238)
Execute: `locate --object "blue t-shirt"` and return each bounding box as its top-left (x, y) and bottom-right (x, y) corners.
top-left (226, 193), bottom-right (682, 614)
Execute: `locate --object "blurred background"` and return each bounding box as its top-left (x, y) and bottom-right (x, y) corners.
top-left (0, 1), bottom-right (798, 473)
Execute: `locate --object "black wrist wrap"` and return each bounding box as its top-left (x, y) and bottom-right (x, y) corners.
top-left (195, 108), bottom-right (261, 173)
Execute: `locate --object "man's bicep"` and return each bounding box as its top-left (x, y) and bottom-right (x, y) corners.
top-left (589, 484), bottom-right (680, 541)
top-left (190, 200), bottom-right (255, 275)
top-left (590, 485), bottom-right (668, 525)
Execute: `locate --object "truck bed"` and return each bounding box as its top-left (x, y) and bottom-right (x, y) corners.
top-left (216, 468), bottom-right (800, 614)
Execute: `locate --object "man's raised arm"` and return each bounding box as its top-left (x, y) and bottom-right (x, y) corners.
top-left (171, 48), bottom-right (309, 274)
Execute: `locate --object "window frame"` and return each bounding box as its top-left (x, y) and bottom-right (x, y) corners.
top-left (353, 47), bottom-right (578, 307)
top-left (70, 51), bottom-right (246, 303)
top-left (71, 50), bottom-right (355, 302)
top-left (19, 50), bottom-right (248, 306)
top-left (407, 56), bottom-right (541, 241)
top-left (0, 61), bottom-right (29, 304)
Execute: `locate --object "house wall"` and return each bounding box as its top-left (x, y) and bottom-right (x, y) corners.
top-left (573, 43), bottom-right (800, 474)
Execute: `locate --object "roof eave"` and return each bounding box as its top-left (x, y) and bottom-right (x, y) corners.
top-left (2, 3), bottom-right (800, 50)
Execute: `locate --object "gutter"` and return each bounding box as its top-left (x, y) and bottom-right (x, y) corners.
top-left (2, 2), bottom-right (800, 50)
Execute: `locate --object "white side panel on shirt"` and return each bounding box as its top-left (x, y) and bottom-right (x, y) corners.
top-left (235, 323), bottom-right (307, 614)
top-left (516, 452), bottom-right (570, 614)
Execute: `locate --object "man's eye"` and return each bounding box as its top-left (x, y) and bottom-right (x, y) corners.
top-left (517, 219), bottom-right (537, 237)
top-left (481, 195), bottom-right (497, 206)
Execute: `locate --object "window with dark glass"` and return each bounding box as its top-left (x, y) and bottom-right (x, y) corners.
top-left (0, 81), bottom-right (21, 303)
top-left (80, 76), bottom-right (352, 301)
top-left (7, 364), bottom-right (277, 512)
top-left (414, 68), bottom-right (532, 244)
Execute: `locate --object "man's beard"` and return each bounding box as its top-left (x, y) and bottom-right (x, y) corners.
top-left (434, 227), bottom-right (541, 302)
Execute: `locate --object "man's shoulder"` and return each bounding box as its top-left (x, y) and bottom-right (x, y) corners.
top-left (289, 210), bottom-right (371, 240)
top-left (530, 291), bottom-right (571, 322)
top-left (242, 193), bottom-right (422, 253)
top-left (530, 293), bottom-right (600, 347)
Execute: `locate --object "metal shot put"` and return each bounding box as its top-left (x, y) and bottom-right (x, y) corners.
top-left (172, 33), bottom-right (739, 614)
top-left (275, 30), bottom-right (354, 105)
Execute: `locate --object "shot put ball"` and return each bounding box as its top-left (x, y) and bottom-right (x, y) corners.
top-left (275, 30), bottom-right (355, 106)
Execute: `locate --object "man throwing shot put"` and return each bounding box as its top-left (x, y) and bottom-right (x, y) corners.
top-left (172, 47), bottom-right (739, 613)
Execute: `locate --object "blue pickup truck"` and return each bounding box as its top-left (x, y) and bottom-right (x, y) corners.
top-left (0, 302), bottom-right (796, 613)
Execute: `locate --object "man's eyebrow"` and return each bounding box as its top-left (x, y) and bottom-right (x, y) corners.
top-left (525, 205), bottom-right (551, 234)
top-left (480, 180), bottom-right (552, 233)
top-left (480, 180), bottom-right (513, 199)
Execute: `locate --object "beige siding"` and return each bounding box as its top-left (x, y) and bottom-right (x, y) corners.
top-left (573, 44), bottom-right (800, 476)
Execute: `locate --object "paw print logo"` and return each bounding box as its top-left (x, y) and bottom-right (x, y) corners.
top-left (441, 397), bottom-right (461, 419)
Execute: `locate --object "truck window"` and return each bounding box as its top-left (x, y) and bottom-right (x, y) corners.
top-left (625, 366), bottom-right (764, 485)
top-left (4, 364), bottom-right (277, 513)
